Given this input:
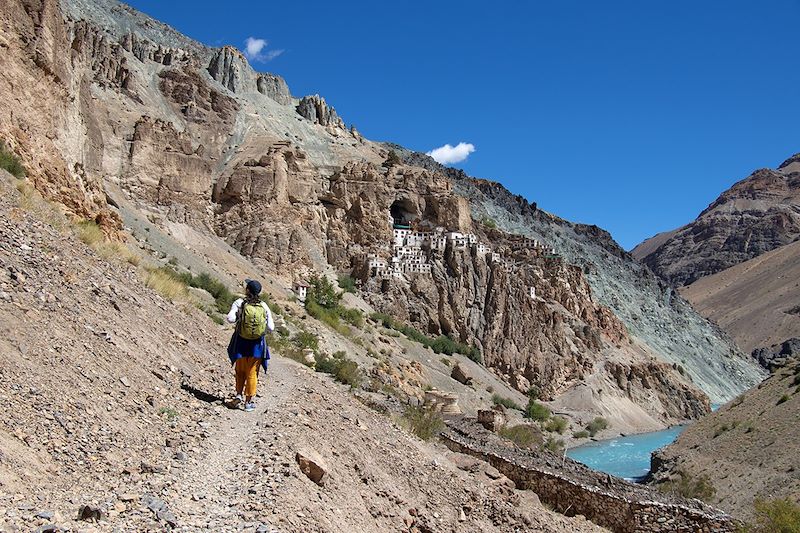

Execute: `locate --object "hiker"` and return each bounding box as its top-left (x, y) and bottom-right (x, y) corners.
top-left (226, 279), bottom-right (274, 412)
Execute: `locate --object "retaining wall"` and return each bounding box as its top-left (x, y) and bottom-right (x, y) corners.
top-left (442, 421), bottom-right (736, 533)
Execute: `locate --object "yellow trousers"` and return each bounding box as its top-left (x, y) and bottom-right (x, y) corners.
top-left (235, 357), bottom-right (260, 397)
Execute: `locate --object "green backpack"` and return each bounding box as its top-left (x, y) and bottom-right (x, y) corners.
top-left (238, 301), bottom-right (267, 340)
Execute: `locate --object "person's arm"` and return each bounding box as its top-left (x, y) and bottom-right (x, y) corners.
top-left (262, 302), bottom-right (275, 332)
top-left (226, 298), bottom-right (243, 324)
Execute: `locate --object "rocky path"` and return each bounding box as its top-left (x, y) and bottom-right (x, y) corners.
top-left (167, 357), bottom-right (301, 532)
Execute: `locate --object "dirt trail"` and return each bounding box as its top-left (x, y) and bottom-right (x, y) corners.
top-left (168, 357), bottom-right (301, 531)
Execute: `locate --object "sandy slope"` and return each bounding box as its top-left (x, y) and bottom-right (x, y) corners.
top-left (649, 360), bottom-right (800, 521)
top-left (680, 239), bottom-right (800, 352)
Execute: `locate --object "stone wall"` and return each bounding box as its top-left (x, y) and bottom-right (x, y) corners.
top-left (441, 420), bottom-right (736, 533)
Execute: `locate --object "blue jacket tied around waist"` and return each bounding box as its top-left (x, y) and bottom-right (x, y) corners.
top-left (227, 333), bottom-right (270, 372)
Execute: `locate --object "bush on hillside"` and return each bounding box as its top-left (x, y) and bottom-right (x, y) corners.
top-left (0, 142), bottom-right (26, 178)
top-left (498, 424), bottom-right (542, 449)
top-left (291, 331), bottom-right (319, 351)
top-left (586, 417), bottom-right (609, 436)
top-left (337, 274), bottom-right (357, 293)
top-left (657, 471), bottom-right (716, 502)
top-left (543, 436), bottom-right (565, 453)
top-left (315, 350), bottom-right (362, 388)
top-left (544, 416), bottom-right (568, 434)
top-left (492, 394), bottom-right (522, 411)
top-left (307, 274), bottom-right (342, 309)
top-left (744, 497), bottom-right (800, 533)
top-left (401, 405), bottom-right (444, 441)
top-left (368, 312), bottom-right (482, 363)
top-left (480, 216), bottom-right (498, 229)
top-left (145, 268), bottom-right (188, 301)
top-left (572, 430), bottom-right (590, 439)
top-left (525, 400), bottom-right (551, 422)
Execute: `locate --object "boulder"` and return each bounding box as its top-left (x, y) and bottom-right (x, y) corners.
top-left (450, 363), bottom-right (473, 386)
top-left (77, 505), bottom-right (103, 521)
top-left (296, 450), bottom-right (327, 486)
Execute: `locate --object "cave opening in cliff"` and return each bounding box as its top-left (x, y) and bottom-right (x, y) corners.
top-left (390, 199), bottom-right (417, 228)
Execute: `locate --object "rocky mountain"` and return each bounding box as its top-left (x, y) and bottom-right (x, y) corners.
top-left (648, 358), bottom-right (800, 521)
top-left (0, 0), bottom-right (763, 427)
top-left (633, 155), bottom-right (800, 287)
top-left (0, 170), bottom-right (607, 532)
top-left (680, 238), bottom-right (800, 354)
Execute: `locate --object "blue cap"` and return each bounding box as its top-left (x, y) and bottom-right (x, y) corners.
top-left (245, 279), bottom-right (262, 296)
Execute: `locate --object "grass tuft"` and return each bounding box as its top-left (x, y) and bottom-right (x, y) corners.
top-left (0, 142), bottom-right (26, 178)
top-left (498, 424), bottom-right (542, 448)
top-left (400, 405), bottom-right (444, 441)
top-left (145, 268), bottom-right (188, 301)
top-left (492, 394), bottom-right (522, 411)
top-left (586, 417), bottom-right (609, 436)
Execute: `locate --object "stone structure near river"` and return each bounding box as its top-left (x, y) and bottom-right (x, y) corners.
top-left (442, 419), bottom-right (737, 533)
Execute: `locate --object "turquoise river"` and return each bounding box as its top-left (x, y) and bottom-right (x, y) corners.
top-left (565, 425), bottom-right (685, 481)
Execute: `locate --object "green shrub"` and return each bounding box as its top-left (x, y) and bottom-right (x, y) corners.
top-left (744, 497), bottom-right (800, 533)
top-left (384, 149), bottom-right (401, 168)
top-left (315, 350), bottom-right (362, 388)
top-left (527, 386), bottom-right (540, 400)
top-left (158, 406), bottom-right (179, 421)
top-left (657, 471), bottom-right (716, 502)
top-left (480, 216), bottom-right (498, 229)
top-left (401, 405), bottom-right (444, 441)
top-left (338, 274), bottom-right (357, 293)
top-left (155, 266), bottom-right (237, 314)
top-left (368, 312), bottom-right (481, 362)
top-left (586, 417), bottom-right (609, 436)
top-left (544, 416), bottom-right (568, 434)
top-left (492, 394), bottom-right (522, 411)
top-left (440, 357), bottom-right (451, 367)
top-left (0, 142), bottom-right (26, 178)
top-left (777, 394), bottom-right (790, 405)
top-left (292, 331), bottom-right (319, 351)
top-left (307, 274), bottom-right (342, 310)
top-left (498, 424), bottom-right (542, 449)
top-left (714, 423), bottom-right (730, 438)
top-left (338, 306), bottom-right (364, 327)
top-left (525, 400), bottom-right (551, 422)
top-left (573, 430), bottom-right (590, 439)
top-left (543, 436), bottom-right (565, 453)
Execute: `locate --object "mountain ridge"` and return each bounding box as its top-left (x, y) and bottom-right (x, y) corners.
top-left (632, 156), bottom-right (800, 287)
top-left (1, 0), bottom-right (761, 418)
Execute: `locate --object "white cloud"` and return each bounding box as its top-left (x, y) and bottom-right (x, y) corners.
top-left (426, 142), bottom-right (476, 165)
top-left (243, 37), bottom-right (283, 62)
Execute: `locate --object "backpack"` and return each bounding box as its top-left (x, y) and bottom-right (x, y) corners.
top-left (238, 300), bottom-right (267, 340)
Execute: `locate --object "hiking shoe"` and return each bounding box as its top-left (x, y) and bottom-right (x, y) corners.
top-left (229, 394), bottom-right (243, 408)
top-left (244, 401), bottom-right (255, 412)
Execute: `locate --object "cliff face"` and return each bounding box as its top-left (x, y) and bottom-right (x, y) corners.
top-left (633, 159), bottom-right (800, 287)
top-left (0, 0), bottom-right (761, 424)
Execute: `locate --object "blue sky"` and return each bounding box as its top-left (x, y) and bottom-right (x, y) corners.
top-left (126, 0), bottom-right (800, 250)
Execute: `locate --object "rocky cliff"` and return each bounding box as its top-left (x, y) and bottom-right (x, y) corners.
top-left (633, 156), bottom-right (800, 287)
top-left (0, 0), bottom-right (762, 426)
